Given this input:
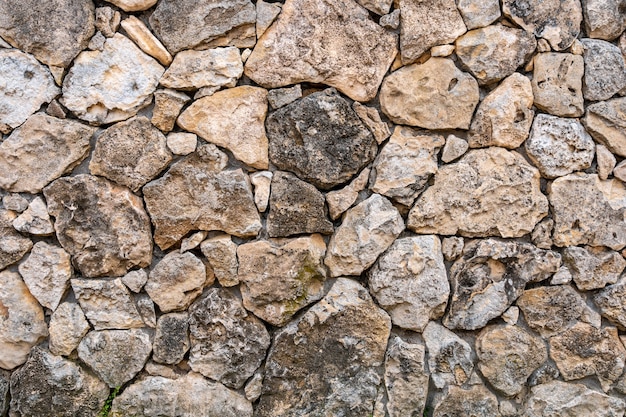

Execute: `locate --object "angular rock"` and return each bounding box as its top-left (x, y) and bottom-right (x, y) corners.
top-left (582, 39), bottom-right (626, 101)
top-left (380, 9), bottom-right (400, 29)
top-left (441, 135), bottom-right (469, 163)
top-left (160, 47), bottom-right (242, 90)
top-left (180, 231), bottom-right (207, 253)
top-left (0, 209), bottom-right (32, 270)
top-left (455, 24), bottom-right (536, 85)
top-left (121, 269), bottom-right (148, 293)
top-left (326, 168), bottom-right (370, 220)
top-left (408, 147), bottom-right (548, 238)
top-left (135, 293), bottom-right (156, 328)
top-left (423, 321), bottom-right (473, 388)
top-left (142, 144), bottom-right (262, 249)
top-left (245, 372), bottom-right (263, 402)
top-left (48, 302), bottom-right (90, 356)
top-left (325, 194), bottom-right (404, 277)
top-left (245, 0), bottom-right (397, 102)
top-left (120, 16), bottom-right (171, 66)
top-left (551, 266), bottom-right (574, 284)
top-left (200, 235), bottom-right (238, 287)
top-left (502, 306), bottom-right (520, 325)
top-left (468, 72), bottom-right (534, 149)
top-left (151, 89), bottom-right (190, 133)
top-left (13, 197), bottom-right (54, 235)
top-left (105, 0), bottom-right (157, 11)
top-left (250, 171), bottom-right (272, 213)
top-left (237, 235), bottom-right (327, 326)
top-left (153, 312), bottom-right (189, 365)
top-left (352, 102), bottom-right (391, 145)
top-left (0, 370), bottom-right (7, 416)
top-left (433, 385), bottom-right (500, 417)
top-left (584, 97), bottom-right (626, 157)
top-left (369, 235), bottom-right (449, 332)
top-left (88, 31), bottom-right (106, 51)
top-left (267, 85), bottom-right (302, 110)
top-left (61, 34), bottom-right (164, 125)
top-left (594, 277), bottom-right (626, 329)
top-left (532, 52), bottom-right (585, 117)
top-left (44, 174), bottom-right (153, 277)
top-left (442, 236), bottom-right (464, 261)
top-left (2, 194), bottom-right (28, 212)
top-left (166, 132), bottom-right (196, 156)
top-left (582, 0), bottom-right (626, 40)
top-left (384, 336), bottom-right (428, 417)
top-left (380, 58), bottom-right (479, 129)
top-left (563, 245), bottom-right (626, 290)
top-left (613, 160), bottom-right (626, 182)
top-left (457, 0), bottom-right (501, 29)
top-left (256, 1), bottom-right (282, 38)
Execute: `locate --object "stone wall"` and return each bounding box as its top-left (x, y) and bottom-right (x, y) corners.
top-left (0, 0), bottom-right (626, 415)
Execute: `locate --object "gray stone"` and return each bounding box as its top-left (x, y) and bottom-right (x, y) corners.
top-left (594, 277), bottom-right (626, 329)
top-left (153, 312), bottom-right (189, 365)
top-left (352, 102), bottom-right (391, 145)
top-left (582, 38), bottom-right (626, 101)
top-left (356, 0), bottom-right (392, 14)
top-left (384, 335), bottom-right (428, 417)
top-left (582, 0), bottom-right (626, 40)
top-left (584, 97), bottom-right (626, 157)
top-left (532, 52), bottom-right (585, 117)
top-left (531, 217), bottom-right (554, 249)
top-left (95, 7), bottom-right (120, 38)
top-left (12, 197), bottom-right (54, 236)
top-left (151, 89), bottom-right (190, 133)
top-left (121, 269), bottom-right (148, 293)
top-left (613, 159), bottom-right (626, 181)
top-left (433, 385), bottom-right (501, 417)
top-left (563, 245), bottom-right (626, 290)
top-left (48, 302), bottom-right (90, 356)
top-left (244, 372), bottom-right (263, 402)
top-left (135, 293), bottom-right (156, 328)
top-left (160, 47), bottom-right (242, 91)
top-left (442, 236), bottom-right (464, 261)
top-left (0, 209), bottom-right (32, 270)
top-left (267, 85), bottom-right (302, 110)
top-left (457, 0), bottom-right (501, 29)
top-left (441, 135), bottom-right (469, 163)
top-left (0, 370), bottom-right (7, 416)
top-left (2, 194), bottom-right (28, 212)
top-left (380, 9), bottom-right (400, 29)
top-left (423, 321), bottom-right (474, 388)
top-left (256, 0), bottom-right (282, 37)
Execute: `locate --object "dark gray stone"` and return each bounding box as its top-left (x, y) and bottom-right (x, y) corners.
top-left (153, 312), bottom-right (190, 365)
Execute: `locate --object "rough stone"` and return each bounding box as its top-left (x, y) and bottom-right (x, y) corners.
top-left (48, 302), bottom-right (90, 357)
top-left (165, 133), bottom-right (196, 156)
top-left (44, 174), bottom-right (153, 277)
top-left (12, 197), bottom-right (54, 235)
top-left (256, 0), bottom-right (282, 38)
top-left (237, 235), bottom-right (327, 326)
top-left (457, 0), bottom-right (501, 29)
top-left (0, 370), bottom-right (7, 415)
top-left (325, 194), bottom-right (404, 277)
top-left (153, 312), bottom-right (189, 365)
top-left (594, 277), bottom-right (626, 329)
top-left (0, 210), bottom-right (32, 270)
top-left (161, 47), bottom-right (242, 91)
top-left (384, 336), bottom-right (428, 417)
top-left (613, 160), bottom-right (626, 181)
top-left (95, 7), bottom-right (120, 38)
top-left (442, 236), bottom-right (464, 261)
top-left (245, 0), bottom-right (397, 102)
top-left (267, 85), bottom-right (302, 110)
top-left (563, 246), bottom-right (626, 290)
top-left (2, 194), bottom-right (28, 212)
top-left (551, 265), bottom-right (574, 284)
top-left (433, 385), bottom-right (500, 417)
top-left (244, 372), bottom-right (263, 402)
top-left (531, 53), bottom-right (584, 117)
top-left (135, 293), bottom-right (156, 328)
top-left (582, 0), bottom-right (626, 40)
top-left (89, 31), bottom-right (106, 52)
top-left (379, 9), bottom-right (400, 29)
top-left (179, 231), bottom-right (207, 253)
top-left (250, 171), bottom-right (272, 213)
top-left (380, 58), bottom-right (479, 130)
top-left (596, 143), bottom-right (616, 179)
top-left (200, 235), bottom-right (238, 287)
top-left (502, 306), bottom-right (520, 325)
top-left (441, 135), bottom-right (469, 163)
top-left (151, 89), bottom-right (190, 133)
top-left (121, 269), bottom-right (148, 293)
top-left (582, 39), bottom-right (626, 101)
top-left (431, 44), bottom-right (456, 57)
top-left (584, 98), bottom-right (626, 157)
top-left (120, 16), bottom-right (172, 66)
top-left (325, 168), bottom-right (370, 220)
top-left (423, 321), bottom-right (473, 388)
top-left (142, 144), bottom-right (262, 249)
top-left (352, 102), bottom-right (391, 145)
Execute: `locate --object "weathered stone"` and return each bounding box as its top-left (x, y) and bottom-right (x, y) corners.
top-left (199, 235), bottom-right (238, 287)
top-left (89, 31), bottom-right (107, 51)
top-left (145, 251), bottom-right (208, 313)
top-left (189, 288), bottom-right (270, 388)
top-left (238, 235), bottom-right (327, 326)
top-left (584, 98), bottom-right (626, 157)
top-left (95, 7), bottom-right (120, 38)
top-left (502, 306), bottom-right (520, 325)
top-left (2, 194), bottom-right (28, 212)
top-left (177, 86), bottom-right (268, 169)
top-left (135, 293), bottom-right (156, 328)
top-left (371, 128), bottom-right (444, 206)
top-left (423, 321), bottom-right (473, 388)
top-left (245, 372), bottom-right (263, 402)
top-left (78, 329), bottom-right (152, 388)
top-left (468, 72), bottom-right (534, 149)
top-left (596, 144), bottom-right (617, 180)
top-left (245, 0), bottom-right (397, 102)
top-left (380, 58), bottom-right (479, 129)
top-left (44, 174), bottom-right (153, 277)
top-left (166, 132), bottom-right (196, 156)
top-left (442, 236), bottom-right (464, 261)
top-left (455, 25), bottom-right (536, 85)
top-left (45, 100), bottom-right (66, 120)
top-left (120, 16), bottom-right (172, 66)
top-left (353, 102), bottom-right (391, 145)
top-left (0, 210), bottom-right (32, 270)
top-left (143, 144), bottom-right (262, 249)
top-left (326, 168), bottom-right (370, 220)
top-left (0, 271), bottom-right (47, 370)
top-left (594, 277), bottom-right (626, 329)
top-left (12, 197), bottom-right (54, 235)
top-left (0, 369), bottom-right (7, 415)
top-left (582, 39), bottom-right (626, 101)
top-left (325, 194), bottom-right (404, 277)
top-left (431, 44), bottom-right (456, 57)
top-left (551, 265), bottom-right (574, 284)
top-left (384, 335), bottom-right (428, 417)
top-left (61, 34), bottom-right (164, 125)
top-left (369, 235), bottom-right (449, 332)
top-left (151, 89), bottom-right (190, 133)
top-left (150, 0), bottom-right (256, 54)
top-left (179, 231), bottom-right (207, 253)
top-left (380, 9), bottom-right (400, 29)
top-left (161, 47), bottom-right (242, 91)
top-left (48, 302), bottom-right (90, 356)
top-left (267, 85), bottom-right (302, 110)
top-left (582, 0), bottom-right (626, 40)
top-left (121, 269), bottom-right (147, 293)
top-left (531, 53), bottom-right (584, 117)
top-left (256, 0), bottom-right (282, 38)
top-left (105, 0), bottom-right (157, 11)
top-left (444, 239), bottom-right (561, 330)
top-left (250, 171), bottom-right (272, 213)
top-left (153, 312), bottom-right (189, 365)
top-left (433, 385), bottom-right (500, 417)
top-left (441, 135), bottom-right (469, 163)
top-left (256, 278), bottom-right (391, 416)
top-left (613, 160), bottom-right (626, 182)
top-left (457, 0), bottom-right (501, 29)
top-left (408, 147), bottom-right (548, 238)
top-left (563, 246), bottom-right (626, 290)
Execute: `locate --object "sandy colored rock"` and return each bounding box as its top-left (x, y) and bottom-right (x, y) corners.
top-left (582, 0), bottom-right (626, 40)
top-left (48, 302), bottom-right (90, 357)
top-left (250, 171), bottom-right (272, 213)
top-left (384, 336), bottom-right (428, 417)
top-left (594, 277), bottom-right (626, 329)
top-left (161, 47), bottom-right (242, 91)
top-left (151, 89), bottom-right (190, 133)
top-left (584, 97), bottom-right (626, 157)
top-left (179, 231), bottom-right (207, 253)
top-left (2, 194), bottom-right (28, 212)
top-left (502, 306), bottom-right (519, 325)
top-left (597, 143), bottom-right (617, 179)
top-left (525, 381), bottom-right (625, 417)
top-left (0, 210), bottom-right (32, 270)
top-left (166, 132), bottom-right (196, 156)
top-left (153, 312), bottom-right (189, 365)
top-left (442, 236), bottom-right (464, 261)
top-left (457, 0), bottom-right (501, 29)
top-left (237, 235), bottom-right (327, 326)
top-left (120, 16), bottom-right (172, 66)
top-left (380, 9), bottom-right (400, 29)
top-left (563, 245), bottom-right (626, 290)
top-left (582, 39), bottom-right (626, 101)
top-left (326, 168), bottom-right (370, 220)
top-left (380, 58), bottom-right (479, 130)
top-left (423, 321), bottom-right (473, 388)
top-left (613, 160), bottom-right (626, 182)
top-left (267, 85), bottom-right (302, 110)
top-left (95, 7), bottom-right (120, 38)
top-left (441, 135), bottom-right (469, 163)
top-left (433, 385), bottom-right (500, 417)
top-left (12, 197), bottom-right (54, 236)
top-left (106, 0), bottom-right (157, 11)
top-left (325, 194), bottom-right (404, 277)
top-left (532, 53), bottom-right (584, 117)
top-left (353, 102), bottom-right (391, 145)
top-left (468, 72), bottom-right (534, 149)
top-left (245, 0), bottom-right (397, 102)
top-left (256, 0), bottom-right (282, 38)
top-left (121, 269), bottom-right (147, 293)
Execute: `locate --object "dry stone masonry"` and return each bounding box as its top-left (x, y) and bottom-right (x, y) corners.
top-left (1, 0), bottom-right (626, 416)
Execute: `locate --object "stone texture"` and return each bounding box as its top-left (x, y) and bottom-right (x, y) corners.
top-left (384, 336), bottom-right (428, 417)
top-left (0, 210), bottom-right (32, 270)
top-left (142, 144), bottom-right (262, 249)
top-left (2, 194), bottom-right (28, 212)
top-left (352, 102), bottom-right (390, 145)
top-left (582, 0), bottom-right (626, 40)
top-left (442, 236), bottom-right (464, 261)
top-left (255, 278), bottom-right (391, 417)
top-left (457, 0), bottom-right (501, 29)
top-left (380, 58), bottom-right (479, 130)
top-left (582, 39), bottom-right (626, 101)
top-left (106, 0), bottom-right (157, 11)
top-left (256, 1), bottom-right (282, 38)
top-left (532, 52), bottom-right (585, 117)
top-left (121, 16), bottom-right (172, 66)
top-left (468, 72), bottom-right (535, 149)
top-left (0, 370), bottom-right (7, 416)
top-left (613, 159), bottom-right (626, 181)
top-left (61, 34), bottom-right (164, 125)
top-left (151, 89), bottom-right (190, 133)
top-left (563, 245), bottom-right (626, 290)
top-left (584, 97), bottom-right (626, 157)
top-left (166, 132), bottom-right (196, 156)
top-left (599, 145), bottom-right (618, 178)
top-left (13, 197), bottom-right (54, 235)
top-left (188, 288), bottom-right (270, 389)
top-left (594, 277), bottom-right (626, 329)
top-left (380, 9), bottom-right (400, 29)
top-left (423, 321), bottom-right (474, 388)
top-left (0, 113), bottom-right (94, 193)
top-left (250, 171), bottom-right (272, 213)
top-left (433, 385), bottom-right (500, 417)
top-left (121, 269), bottom-right (148, 293)
top-left (267, 85), bottom-right (302, 110)
top-left (408, 147), bottom-right (548, 238)
top-left (200, 234), bottom-right (239, 287)
top-left (44, 174), bottom-right (153, 277)
top-left (244, 0), bottom-right (397, 102)
top-left (48, 302), bottom-right (90, 356)
top-left (325, 194), bottom-right (404, 277)
top-left (160, 47), bottom-right (242, 91)
top-left (135, 294), bottom-right (156, 328)
top-left (237, 235), bottom-right (327, 326)
top-left (153, 312), bottom-right (189, 365)
top-left (455, 25), bottom-right (536, 85)
top-left (325, 168), bottom-right (370, 220)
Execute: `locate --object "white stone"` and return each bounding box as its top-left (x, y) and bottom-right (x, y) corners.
top-left (120, 16), bottom-right (172, 66)
top-left (166, 132), bottom-right (197, 155)
top-left (12, 197), bottom-right (54, 235)
top-left (160, 47), bottom-right (242, 90)
top-left (250, 171), bottom-right (272, 213)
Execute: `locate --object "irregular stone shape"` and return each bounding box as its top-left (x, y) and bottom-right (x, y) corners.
top-left (550, 173), bottom-right (626, 249)
top-left (433, 385), bottom-right (500, 417)
top-left (189, 288), bottom-right (270, 388)
top-left (380, 58), bottom-right (479, 130)
top-left (423, 321), bottom-right (473, 388)
top-left (89, 116), bottom-right (172, 192)
top-left (153, 312), bottom-right (189, 365)
top-left (18, 242), bottom-right (72, 311)
top-left (166, 132), bottom-right (196, 156)
top-left (532, 53), bottom-right (585, 117)
top-left (326, 168), bottom-right (370, 220)
top-left (255, 278), bottom-right (391, 416)
top-left (444, 239), bottom-right (561, 330)
top-left (525, 114), bottom-right (595, 179)
top-left (502, 306), bottom-right (520, 325)
top-left (352, 102), bottom-right (391, 144)
top-left (136, 293), bottom-right (156, 328)
top-left (584, 98), bottom-right (626, 157)
top-left (582, 39), bottom-right (626, 101)
top-left (502, 0), bottom-right (582, 50)
top-left (0, 370), bottom-right (7, 415)
top-left (583, 0), bottom-right (626, 40)
top-left (614, 160), bottom-right (626, 182)
top-left (48, 302), bottom-right (90, 356)
top-left (399, 0), bottom-right (466, 64)
top-left (61, 34), bottom-right (164, 125)
top-left (200, 234), bottom-right (239, 287)
top-left (408, 147), bottom-right (548, 238)
top-left (267, 85), bottom-right (302, 110)
top-left (250, 171), bottom-right (272, 213)
top-left (145, 251), bottom-right (208, 313)
top-left (517, 285), bottom-right (586, 338)
top-left (110, 372), bottom-right (253, 417)
top-left (599, 147), bottom-right (619, 177)
top-left (78, 329), bottom-right (152, 388)
top-left (442, 236), bottom-right (465, 261)
top-left (142, 144), bottom-right (262, 249)
top-left (563, 246), bottom-right (626, 290)
top-left (371, 128), bottom-right (444, 206)
top-left (256, 0), bottom-right (282, 37)
top-left (161, 48), bottom-right (242, 91)
top-left (267, 89), bottom-right (377, 189)
top-left (468, 72), bottom-right (534, 149)
top-left (0, 210), bottom-right (32, 270)
top-left (244, 372), bottom-right (263, 402)
top-left (121, 269), bottom-right (148, 293)
top-left (13, 197), bottom-right (54, 235)
top-left (595, 277), bottom-right (626, 329)
top-left (2, 194), bottom-right (28, 212)
top-left (525, 381), bottom-right (626, 417)
top-left (455, 25), bottom-right (536, 85)
top-left (150, 0), bottom-right (256, 54)
top-left (0, 113), bottom-right (94, 193)
top-left (369, 235), bottom-right (449, 332)
top-left (105, 0), bottom-right (157, 11)
top-left (0, 50), bottom-right (60, 132)
top-left (549, 322), bottom-right (626, 390)
top-left (44, 174), bottom-right (153, 277)
top-left (9, 348), bottom-right (109, 417)
top-left (0, 0), bottom-right (94, 68)
top-left (267, 171), bottom-right (333, 237)
top-left (325, 194), bottom-right (404, 277)
top-left (0, 271), bottom-right (47, 370)
top-left (244, 0), bottom-right (397, 102)
top-left (121, 16), bottom-right (172, 66)
top-left (151, 89), bottom-right (190, 133)
top-left (476, 325), bottom-right (547, 396)
top-left (384, 336), bottom-right (428, 417)
top-left (237, 235), bottom-right (327, 326)
top-left (380, 9), bottom-right (400, 29)
top-left (457, 0), bottom-right (501, 29)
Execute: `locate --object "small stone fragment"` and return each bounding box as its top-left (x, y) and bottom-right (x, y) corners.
top-left (384, 336), bottom-right (428, 417)
top-left (161, 47), bottom-right (242, 90)
top-left (2, 194), bottom-right (28, 212)
top-left (441, 135), bottom-right (469, 163)
top-left (596, 144), bottom-right (616, 180)
top-left (105, 0), bottom-right (157, 11)
top-left (120, 16), bottom-right (172, 66)
top-left (353, 102), bottom-right (391, 145)
top-left (457, 0), bottom-right (501, 29)
top-left (380, 9), bottom-right (400, 29)
top-left (613, 160), bottom-right (626, 181)
top-left (250, 171), bottom-right (272, 213)
top-left (551, 266), bottom-right (573, 284)
top-left (532, 52), bottom-right (584, 117)
top-left (325, 168), bottom-right (370, 220)
top-left (153, 312), bottom-right (189, 365)
top-left (502, 306), bottom-right (519, 325)
top-left (200, 234), bottom-right (239, 287)
top-left (48, 302), bottom-right (90, 356)
top-left (442, 236), bottom-right (464, 261)
top-left (12, 197), bottom-right (54, 235)
top-left (88, 31), bottom-right (106, 51)
top-left (245, 372), bottom-right (263, 402)
top-left (166, 132), bottom-right (196, 156)
top-left (46, 100), bottom-right (66, 119)
top-left (584, 97), bottom-right (626, 157)
top-left (582, 39), bottom-right (626, 101)
top-left (267, 85), bottom-right (302, 110)
top-left (430, 44), bottom-right (456, 57)
top-left (256, 0), bottom-right (282, 38)
top-left (563, 245), bottom-right (626, 290)
top-left (582, 0), bottom-right (626, 40)
top-left (0, 209), bottom-right (32, 270)
top-left (151, 89), bottom-right (190, 133)
top-left (531, 218), bottom-right (554, 249)
top-left (95, 7), bottom-right (121, 38)
top-left (433, 385), bottom-right (500, 417)
top-left (144, 361), bottom-right (185, 380)
top-left (180, 231), bottom-right (207, 253)
top-left (121, 269), bottom-right (148, 293)
top-left (135, 294), bottom-right (156, 328)
top-left (423, 321), bottom-right (473, 388)
top-left (594, 277), bottom-right (626, 329)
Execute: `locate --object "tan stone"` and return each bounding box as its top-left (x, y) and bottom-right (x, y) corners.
top-left (584, 97), bottom-right (626, 157)
top-left (423, 321), bottom-right (474, 388)
top-left (457, 0), bottom-right (501, 29)
top-left (325, 168), bottom-right (370, 220)
top-left (250, 171), bottom-right (272, 213)
top-left (430, 44), bottom-right (456, 57)
top-left (352, 102), bottom-right (390, 144)
top-left (525, 381), bottom-right (625, 417)
top-left (441, 135), bottom-right (469, 163)
top-left (614, 160), bottom-right (626, 182)
top-left (160, 47), bottom-right (242, 91)
top-left (95, 7), bottom-right (120, 38)
top-left (166, 132), bottom-right (196, 156)
top-left (180, 231), bottom-right (207, 253)
top-left (48, 302), bottom-right (90, 356)
top-left (532, 52), bottom-right (584, 117)
top-left (384, 336), bottom-right (428, 417)
top-left (200, 234), bottom-right (239, 287)
top-left (0, 209), bottom-right (32, 270)
top-left (120, 16), bottom-right (172, 66)
top-left (597, 144), bottom-right (616, 180)
top-left (12, 197), bottom-right (54, 235)
top-left (121, 269), bottom-right (148, 293)
top-left (105, 0), bottom-right (157, 11)
top-left (256, 0), bottom-right (282, 38)
top-left (563, 246), bottom-right (626, 290)
top-left (151, 89), bottom-right (190, 133)
top-left (433, 385), bottom-right (500, 417)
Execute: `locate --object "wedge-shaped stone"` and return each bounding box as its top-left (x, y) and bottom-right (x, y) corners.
top-left (584, 97), bottom-right (626, 157)
top-left (161, 47), bottom-right (242, 91)
top-left (326, 168), bottom-right (370, 220)
top-left (532, 53), bottom-right (584, 117)
top-left (151, 89), bottom-right (190, 133)
top-left (423, 321), bottom-right (474, 388)
top-left (0, 209), bottom-right (32, 271)
top-left (121, 16), bottom-right (171, 66)
top-left (525, 381), bottom-right (625, 417)
top-left (48, 302), bottom-right (90, 357)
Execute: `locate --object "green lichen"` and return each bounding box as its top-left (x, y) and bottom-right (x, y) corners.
top-left (97, 386), bottom-right (120, 417)
top-left (282, 259), bottom-right (324, 319)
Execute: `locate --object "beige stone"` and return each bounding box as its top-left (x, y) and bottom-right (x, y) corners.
top-left (517, 285), bottom-right (586, 337)
top-left (121, 269), bottom-right (148, 293)
top-left (532, 217), bottom-right (556, 248)
top-left (48, 302), bottom-right (90, 356)
top-left (267, 85), bottom-right (302, 110)
top-left (256, 0), bottom-right (282, 38)
top-left (433, 385), bottom-right (500, 417)
top-left (160, 47), bottom-right (242, 91)
top-left (502, 306), bottom-right (519, 325)
top-left (584, 98), bottom-right (626, 157)
top-left (120, 16), bottom-right (172, 66)
top-left (532, 52), bottom-right (584, 117)
top-left (441, 236), bottom-right (464, 261)
top-left (525, 381), bottom-right (625, 417)
top-left (597, 143), bottom-right (616, 180)
top-left (166, 132), bottom-right (196, 156)
top-left (151, 89), bottom-right (190, 133)
top-left (563, 245), bottom-right (626, 290)
top-left (614, 160), bottom-right (626, 182)
top-left (441, 135), bottom-right (469, 163)
top-left (12, 197), bottom-right (54, 235)
top-left (423, 321), bottom-right (474, 388)
top-left (95, 7), bottom-right (120, 38)
top-left (384, 336), bottom-right (428, 417)
top-left (430, 44), bottom-right (456, 57)
top-left (105, 0), bottom-right (157, 11)
top-left (356, 0), bottom-right (392, 14)
top-left (582, 0), bottom-right (626, 40)
top-left (352, 102), bottom-right (390, 144)
top-left (325, 168), bottom-right (370, 220)
top-left (250, 171), bottom-right (272, 213)
top-left (200, 234), bottom-right (239, 287)
top-left (457, 0), bottom-right (501, 29)
top-left (0, 209), bottom-right (32, 270)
